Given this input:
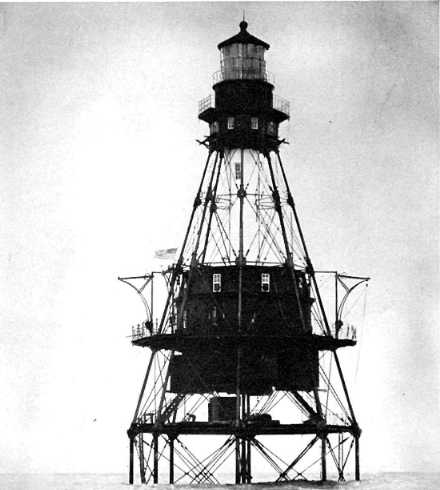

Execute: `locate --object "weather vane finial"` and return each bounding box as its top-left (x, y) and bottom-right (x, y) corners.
top-left (240, 11), bottom-right (248, 31)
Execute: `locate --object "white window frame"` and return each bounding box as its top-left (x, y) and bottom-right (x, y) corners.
top-left (213, 273), bottom-right (222, 292)
top-left (261, 273), bottom-right (270, 292)
top-left (227, 117), bottom-right (234, 129)
top-left (251, 117), bottom-right (258, 130)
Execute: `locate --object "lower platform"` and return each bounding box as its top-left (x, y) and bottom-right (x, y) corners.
top-left (128, 421), bottom-right (359, 438)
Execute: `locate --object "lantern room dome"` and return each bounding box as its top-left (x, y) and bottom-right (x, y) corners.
top-left (218, 21), bottom-right (270, 51)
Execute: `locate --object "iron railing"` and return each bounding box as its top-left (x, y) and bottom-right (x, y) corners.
top-left (273, 94), bottom-right (290, 117)
top-left (132, 321), bottom-right (156, 340)
top-left (329, 322), bottom-right (357, 341)
top-left (198, 94), bottom-right (213, 115)
top-left (199, 90), bottom-right (290, 119)
top-left (213, 69), bottom-right (275, 85)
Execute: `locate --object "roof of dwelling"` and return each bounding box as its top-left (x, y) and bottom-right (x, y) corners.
top-left (218, 21), bottom-right (270, 51)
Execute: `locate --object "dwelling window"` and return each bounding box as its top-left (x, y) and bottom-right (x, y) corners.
top-left (210, 121), bottom-right (219, 134)
top-left (235, 162), bottom-right (242, 180)
top-left (267, 121), bottom-right (275, 135)
top-left (212, 307), bottom-right (217, 325)
top-left (227, 117), bottom-right (234, 129)
top-left (213, 273), bottom-right (221, 292)
top-left (261, 273), bottom-right (270, 292)
top-left (251, 117), bottom-right (258, 130)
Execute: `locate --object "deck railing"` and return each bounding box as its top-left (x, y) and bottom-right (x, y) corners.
top-left (273, 94), bottom-right (290, 117)
top-left (132, 321), bottom-right (155, 340)
top-left (198, 94), bottom-right (213, 115)
top-left (329, 322), bottom-right (357, 341)
top-left (199, 90), bottom-right (290, 119)
top-left (213, 69), bottom-right (275, 85)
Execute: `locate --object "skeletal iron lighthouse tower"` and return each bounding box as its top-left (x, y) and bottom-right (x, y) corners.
top-left (120, 21), bottom-right (369, 485)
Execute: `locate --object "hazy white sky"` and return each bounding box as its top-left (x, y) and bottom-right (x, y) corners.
top-left (1, 1), bottom-right (438, 475)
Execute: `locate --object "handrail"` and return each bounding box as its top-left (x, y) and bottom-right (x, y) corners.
top-left (213, 70), bottom-right (275, 85)
top-left (329, 322), bottom-right (357, 341)
top-left (199, 90), bottom-right (289, 119)
top-left (273, 94), bottom-right (290, 116)
top-left (198, 94), bottom-right (213, 114)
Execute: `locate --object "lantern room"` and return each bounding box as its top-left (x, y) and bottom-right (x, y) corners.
top-left (217, 20), bottom-right (270, 83)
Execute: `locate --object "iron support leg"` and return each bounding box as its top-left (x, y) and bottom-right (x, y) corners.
top-left (355, 436), bottom-right (360, 481)
top-left (321, 436), bottom-right (327, 481)
top-left (235, 437), bottom-right (241, 484)
top-left (240, 437), bottom-right (246, 484)
top-left (129, 437), bottom-right (134, 485)
top-left (247, 438), bottom-right (252, 483)
top-left (169, 437), bottom-right (175, 484)
top-left (153, 435), bottom-right (159, 484)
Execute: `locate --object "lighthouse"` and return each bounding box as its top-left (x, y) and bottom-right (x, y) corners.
top-left (120, 20), bottom-right (368, 485)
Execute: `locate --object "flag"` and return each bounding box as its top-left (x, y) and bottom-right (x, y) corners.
top-left (154, 248), bottom-right (178, 260)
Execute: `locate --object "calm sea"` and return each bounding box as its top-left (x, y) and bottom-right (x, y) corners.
top-left (0, 473), bottom-right (438, 490)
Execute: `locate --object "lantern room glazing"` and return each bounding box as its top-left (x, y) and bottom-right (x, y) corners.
top-left (220, 42), bottom-right (267, 81)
